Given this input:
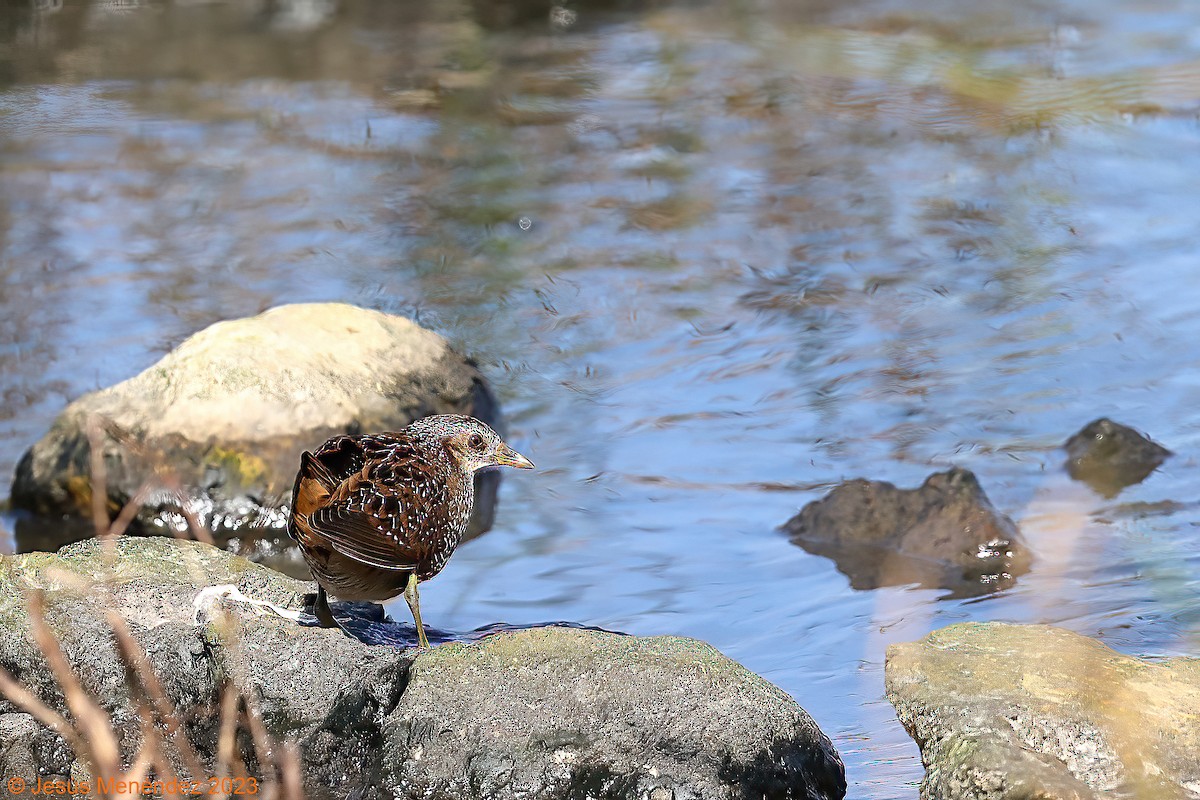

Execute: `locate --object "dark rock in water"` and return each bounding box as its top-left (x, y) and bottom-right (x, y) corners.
top-left (0, 537), bottom-right (847, 800)
top-left (1064, 418), bottom-right (1171, 497)
top-left (783, 468), bottom-right (1031, 597)
top-left (10, 303), bottom-right (502, 564)
top-left (885, 622), bottom-right (1200, 800)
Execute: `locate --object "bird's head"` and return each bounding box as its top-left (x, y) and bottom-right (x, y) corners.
top-left (408, 414), bottom-right (535, 474)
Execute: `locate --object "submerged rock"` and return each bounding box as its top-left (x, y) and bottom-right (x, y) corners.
top-left (1064, 418), bottom-right (1171, 497)
top-left (885, 622), bottom-right (1200, 800)
top-left (0, 537), bottom-right (847, 800)
top-left (783, 468), bottom-right (1031, 597)
top-left (10, 303), bottom-right (501, 558)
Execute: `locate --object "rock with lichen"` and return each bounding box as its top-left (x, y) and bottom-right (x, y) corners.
top-left (783, 468), bottom-right (1031, 597)
top-left (885, 622), bottom-right (1200, 800)
top-left (0, 537), bottom-right (847, 800)
top-left (10, 303), bottom-right (501, 558)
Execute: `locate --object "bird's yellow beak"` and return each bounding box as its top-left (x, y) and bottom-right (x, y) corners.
top-left (494, 443), bottom-right (534, 469)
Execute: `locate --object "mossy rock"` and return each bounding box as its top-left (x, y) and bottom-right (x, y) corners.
top-left (0, 537), bottom-right (845, 800)
top-left (886, 622), bottom-right (1200, 799)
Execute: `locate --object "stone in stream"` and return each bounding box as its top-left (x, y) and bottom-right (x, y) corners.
top-left (0, 537), bottom-right (847, 800)
top-left (9, 303), bottom-right (501, 564)
top-left (1064, 418), bottom-right (1171, 497)
top-left (885, 622), bottom-right (1200, 800)
top-left (783, 468), bottom-right (1031, 597)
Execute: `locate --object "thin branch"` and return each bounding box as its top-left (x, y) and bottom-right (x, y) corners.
top-left (87, 415), bottom-right (112, 538)
top-left (26, 591), bottom-right (121, 775)
top-left (0, 667), bottom-right (87, 757)
top-left (107, 482), bottom-right (154, 539)
top-left (106, 610), bottom-right (206, 778)
top-left (215, 685), bottom-right (243, 781)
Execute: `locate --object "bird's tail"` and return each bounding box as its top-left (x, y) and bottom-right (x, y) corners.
top-left (290, 451), bottom-right (340, 531)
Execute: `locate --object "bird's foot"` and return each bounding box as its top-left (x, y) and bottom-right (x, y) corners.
top-left (192, 584), bottom-right (304, 625)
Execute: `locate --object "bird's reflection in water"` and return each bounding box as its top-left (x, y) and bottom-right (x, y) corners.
top-left (299, 595), bottom-right (622, 648)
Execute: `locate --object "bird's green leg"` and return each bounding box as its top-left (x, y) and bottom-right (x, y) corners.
top-left (403, 572), bottom-right (430, 649)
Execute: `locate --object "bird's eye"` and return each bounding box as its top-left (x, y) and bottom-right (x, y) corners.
top-left (468, 433), bottom-right (485, 449)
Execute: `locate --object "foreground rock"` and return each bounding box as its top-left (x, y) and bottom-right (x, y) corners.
top-left (11, 303), bottom-right (501, 552)
top-left (886, 623), bottom-right (1200, 800)
top-left (783, 468), bottom-right (1030, 597)
top-left (0, 537), bottom-right (846, 800)
top-left (1064, 418), bottom-right (1171, 497)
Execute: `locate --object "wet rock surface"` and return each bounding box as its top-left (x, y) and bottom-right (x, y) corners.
top-left (783, 468), bottom-right (1031, 597)
top-left (385, 629), bottom-right (846, 800)
top-left (1064, 418), bottom-right (1172, 497)
top-left (885, 622), bottom-right (1200, 800)
top-left (0, 537), bottom-right (846, 800)
top-left (10, 303), bottom-right (501, 558)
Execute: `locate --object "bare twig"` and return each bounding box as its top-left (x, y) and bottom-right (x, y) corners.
top-left (239, 692), bottom-right (304, 800)
top-left (87, 415), bottom-right (112, 539)
top-left (0, 418), bottom-right (306, 798)
top-left (107, 610), bottom-right (207, 779)
top-left (0, 596), bottom-right (307, 799)
top-left (26, 591), bottom-right (122, 776)
top-left (172, 494), bottom-right (215, 546)
top-left (85, 413), bottom-right (217, 546)
top-left (215, 683), bottom-right (245, 782)
top-left (0, 666), bottom-right (87, 756)
top-left (106, 482), bottom-right (153, 539)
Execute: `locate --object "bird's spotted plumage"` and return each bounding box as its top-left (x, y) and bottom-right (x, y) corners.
top-left (288, 414), bottom-right (533, 646)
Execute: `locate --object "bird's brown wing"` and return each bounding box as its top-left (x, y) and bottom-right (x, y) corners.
top-left (307, 504), bottom-right (418, 571)
top-left (308, 433), bottom-right (401, 484)
top-left (290, 433), bottom-right (409, 542)
top-left (306, 455), bottom-right (446, 571)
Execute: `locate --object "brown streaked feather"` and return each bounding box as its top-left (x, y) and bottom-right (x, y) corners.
top-left (309, 435), bottom-right (372, 480)
top-left (308, 505), bottom-right (419, 571)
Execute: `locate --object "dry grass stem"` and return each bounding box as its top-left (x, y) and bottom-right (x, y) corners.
top-left (27, 590), bottom-right (123, 776)
top-left (107, 610), bottom-right (207, 779)
top-left (0, 592), bottom-right (306, 798)
top-left (87, 415), bottom-right (112, 539)
top-left (0, 666), bottom-right (87, 756)
top-left (4, 416), bottom-right (303, 797)
top-left (215, 684), bottom-right (248, 782)
top-left (86, 413), bottom-right (216, 546)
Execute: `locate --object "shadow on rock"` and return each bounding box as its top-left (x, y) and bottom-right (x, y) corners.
top-left (719, 738), bottom-right (848, 800)
top-left (783, 468), bottom-right (1031, 598)
top-left (307, 597), bottom-right (623, 648)
top-left (1064, 417), bottom-right (1171, 498)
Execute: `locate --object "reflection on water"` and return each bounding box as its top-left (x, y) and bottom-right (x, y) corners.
top-left (4, 0), bottom-right (1200, 796)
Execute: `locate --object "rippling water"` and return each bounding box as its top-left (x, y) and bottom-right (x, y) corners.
top-left (3, 1), bottom-right (1200, 796)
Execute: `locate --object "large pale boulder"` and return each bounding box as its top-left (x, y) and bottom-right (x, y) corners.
top-left (11, 303), bottom-right (501, 555)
